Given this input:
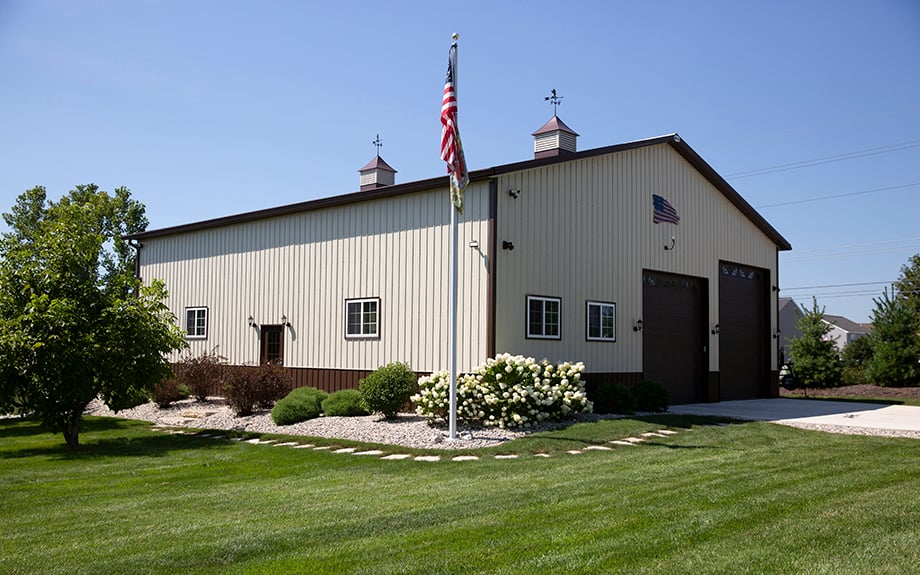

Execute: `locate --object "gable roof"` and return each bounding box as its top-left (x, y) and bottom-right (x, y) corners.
top-left (127, 134), bottom-right (791, 251)
top-left (823, 314), bottom-right (872, 334)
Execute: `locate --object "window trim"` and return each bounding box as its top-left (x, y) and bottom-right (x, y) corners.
top-left (185, 306), bottom-right (208, 340)
top-left (526, 295), bottom-right (562, 340)
top-left (585, 300), bottom-right (617, 342)
top-left (344, 297), bottom-right (381, 339)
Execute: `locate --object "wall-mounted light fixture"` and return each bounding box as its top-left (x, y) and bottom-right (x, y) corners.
top-left (773, 329), bottom-right (781, 339)
top-left (248, 315), bottom-right (256, 327)
top-left (502, 240), bottom-right (514, 250)
top-left (664, 236), bottom-right (676, 251)
top-left (633, 319), bottom-right (643, 332)
top-left (468, 240), bottom-right (480, 249)
top-left (281, 314), bottom-right (291, 327)
top-left (711, 323), bottom-right (720, 335)
top-left (772, 285), bottom-right (780, 292)
top-left (508, 188), bottom-right (521, 199)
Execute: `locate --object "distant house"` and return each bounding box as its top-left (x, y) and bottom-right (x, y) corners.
top-left (778, 297), bottom-right (870, 358)
top-left (823, 315), bottom-right (872, 352)
top-left (778, 297), bottom-right (804, 361)
top-left (128, 115), bottom-right (791, 404)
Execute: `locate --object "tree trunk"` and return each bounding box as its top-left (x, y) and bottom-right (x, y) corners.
top-left (62, 409), bottom-right (83, 449)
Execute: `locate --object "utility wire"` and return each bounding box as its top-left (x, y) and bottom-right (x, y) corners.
top-left (726, 139), bottom-right (920, 179)
top-left (756, 182), bottom-right (920, 209)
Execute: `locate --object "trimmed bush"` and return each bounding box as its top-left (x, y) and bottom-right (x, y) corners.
top-left (150, 377), bottom-right (190, 408)
top-left (633, 379), bottom-right (670, 412)
top-left (252, 363), bottom-right (291, 408)
top-left (413, 354), bottom-right (592, 428)
top-left (271, 387), bottom-right (328, 425)
top-left (589, 382), bottom-right (636, 414)
top-left (222, 363), bottom-right (293, 416)
top-left (321, 389), bottom-right (370, 417)
top-left (174, 349), bottom-right (226, 402)
top-left (359, 362), bottom-right (418, 419)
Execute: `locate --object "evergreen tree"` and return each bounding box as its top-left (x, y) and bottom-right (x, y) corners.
top-left (788, 298), bottom-right (842, 388)
top-left (865, 289), bottom-right (920, 387)
top-left (893, 254), bottom-right (920, 316)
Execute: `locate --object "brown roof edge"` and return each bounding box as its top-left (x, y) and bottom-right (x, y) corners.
top-left (128, 134), bottom-right (791, 252)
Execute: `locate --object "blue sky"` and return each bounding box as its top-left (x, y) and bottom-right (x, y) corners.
top-left (1, 0), bottom-right (918, 323)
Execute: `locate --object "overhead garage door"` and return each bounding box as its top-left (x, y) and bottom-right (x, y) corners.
top-left (642, 270), bottom-right (708, 404)
top-left (718, 262), bottom-right (770, 400)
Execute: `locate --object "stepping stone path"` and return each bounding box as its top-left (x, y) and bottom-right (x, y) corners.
top-left (152, 428), bottom-right (683, 462)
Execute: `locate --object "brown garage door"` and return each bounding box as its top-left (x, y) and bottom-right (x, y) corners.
top-left (642, 270), bottom-right (708, 404)
top-left (718, 262), bottom-right (769, 400)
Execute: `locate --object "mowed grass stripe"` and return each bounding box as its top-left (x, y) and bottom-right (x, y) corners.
top-left (1, 416), bottom-right (918, 574)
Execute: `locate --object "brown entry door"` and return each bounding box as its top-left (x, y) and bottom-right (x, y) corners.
top-left (260, 325), bottom-right (284, 365)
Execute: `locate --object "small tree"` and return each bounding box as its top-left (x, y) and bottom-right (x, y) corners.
top-left (865, 290), bottom-right (920, 387)
top-left (788, 298), bottom-right (841, 389)
top-left (0, 185), bottom-right (186, 448)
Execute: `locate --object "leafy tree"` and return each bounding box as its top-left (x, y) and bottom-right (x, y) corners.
top-left (865, 290), bottom-right (920, 387)
top-left (0, 185), bottom-right (186, 448)
top-left (788, 298), bottom-right (841, 389)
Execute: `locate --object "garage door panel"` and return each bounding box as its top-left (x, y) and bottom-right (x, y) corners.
top-left (719, 262), bottom-right (769, 400)
top-left (643, 271), bottom-right (708, 405)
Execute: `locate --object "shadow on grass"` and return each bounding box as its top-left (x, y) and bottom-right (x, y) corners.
top-left (0, 416), bottom-right (234, 460)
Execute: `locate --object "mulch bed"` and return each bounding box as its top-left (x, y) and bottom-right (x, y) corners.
top-left (780, 384), bottom-right (920, 401)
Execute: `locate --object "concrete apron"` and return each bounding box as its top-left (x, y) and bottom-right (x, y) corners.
top-left (668, 398), bottom-right (920, 433)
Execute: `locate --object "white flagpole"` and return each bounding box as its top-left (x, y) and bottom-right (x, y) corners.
top-left (447, 36), bottom-right (459, 442)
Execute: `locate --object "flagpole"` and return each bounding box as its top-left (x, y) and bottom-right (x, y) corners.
top-left (447, 35), bottom-right (459, 442)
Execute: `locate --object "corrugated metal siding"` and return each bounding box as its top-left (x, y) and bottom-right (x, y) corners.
top-left (140, 183), bottom-right (491, 373)
top-left (494, 143), bottom-right (778, 374)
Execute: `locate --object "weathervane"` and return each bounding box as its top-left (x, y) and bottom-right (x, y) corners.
top-left (372, 133), bottom-right (383, 156)
top-left (545, 89), bottom-right (563, 115)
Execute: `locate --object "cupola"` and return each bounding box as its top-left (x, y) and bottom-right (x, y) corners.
top-left (532, 115), bottom-right (579, 159)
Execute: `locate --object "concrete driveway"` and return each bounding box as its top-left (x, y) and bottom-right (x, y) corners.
top-left (669, 398), bottom-right (920, 436)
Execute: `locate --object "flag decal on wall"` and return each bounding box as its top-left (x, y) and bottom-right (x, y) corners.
top-left (652, 194), bottom-right (680, 225)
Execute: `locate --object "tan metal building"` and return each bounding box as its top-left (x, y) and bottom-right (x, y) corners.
top-left (129, 120), bottom-right (791, 403)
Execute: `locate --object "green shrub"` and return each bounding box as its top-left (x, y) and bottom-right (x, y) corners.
top-left (271, 387), bottom-right (328, 425)
top-left (150, 377), bottom-right (190, 408)
top-left (633, 379), bottom-right (670, 412)
top-left (321, 389), bottom-right (369, 417)
top-left (359, 362), bottom-right (417, 419)
top-left (174, 349), bottom-right (226, 402)
top-left (841, 336), bottom-right (873, 386)
top-left (589, 382), bottom-right (636, 414)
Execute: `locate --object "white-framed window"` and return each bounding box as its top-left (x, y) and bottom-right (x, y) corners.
top-left (345, 297), bottom-right (380, 339)
top-left (586, 300), bottom-right (616, 342)
top-left (527, 295), bottom-right (561, 339)
top-left (185, 307), bottom-right (208, 339)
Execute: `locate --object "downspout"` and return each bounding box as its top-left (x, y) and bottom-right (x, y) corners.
top-left (487, 179), bottom-right (498, 358)
top-left (127, 238), bottom-right (143, 280)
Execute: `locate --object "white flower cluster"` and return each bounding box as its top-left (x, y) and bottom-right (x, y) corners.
top-left (412, 353), bottom-right (592, 429)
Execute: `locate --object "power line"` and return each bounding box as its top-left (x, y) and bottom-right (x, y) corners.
top-left (756, 182), bottom-right (920, 209)
top-left (782, 281), bottom-right (895, 291)
top-left (726, 139), bottom-right (920, 179)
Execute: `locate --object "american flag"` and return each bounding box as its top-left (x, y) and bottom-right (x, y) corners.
top-left (653, 194), bottom-right (680, 225)
top-left (440, 44), bottom-right (468, 213)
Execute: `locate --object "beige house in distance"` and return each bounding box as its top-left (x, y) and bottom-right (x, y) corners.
top-left (128, 116), bottom-right (791, 404)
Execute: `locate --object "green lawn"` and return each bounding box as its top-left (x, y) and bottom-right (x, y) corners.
top-left (1, 415), bottom-right (918, 575)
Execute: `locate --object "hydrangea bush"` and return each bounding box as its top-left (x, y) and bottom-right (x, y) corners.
top-left (412, 353), bottom-right (592, 428)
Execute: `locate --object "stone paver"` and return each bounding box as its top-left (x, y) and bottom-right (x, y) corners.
top-left (151, 422), bottom-right (681, 462)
